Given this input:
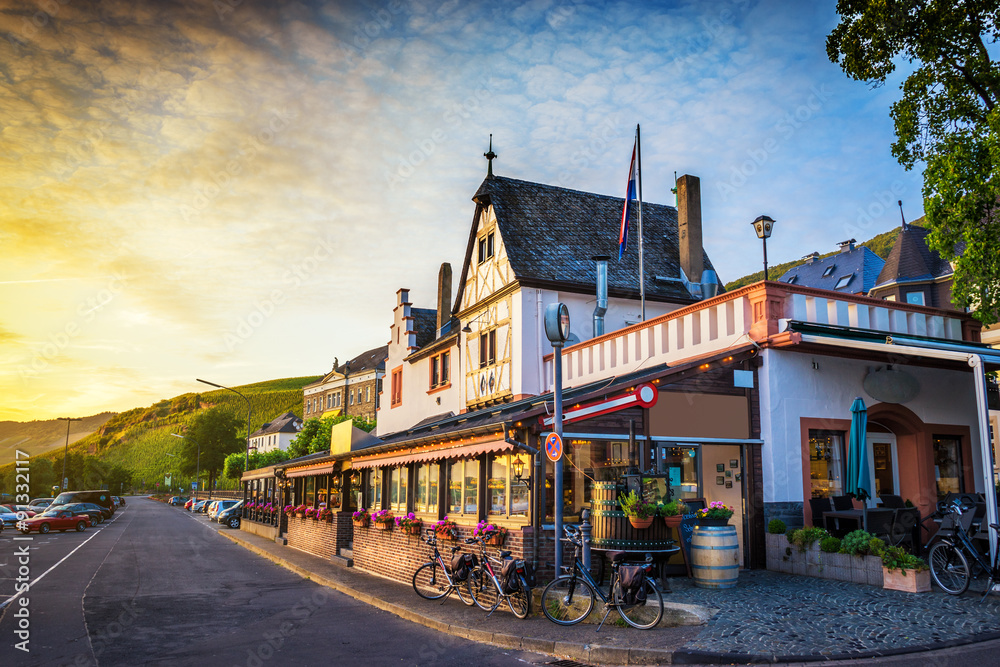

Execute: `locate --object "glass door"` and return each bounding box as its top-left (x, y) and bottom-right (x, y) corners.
top-left (867, 434), bottom-right (898, 507)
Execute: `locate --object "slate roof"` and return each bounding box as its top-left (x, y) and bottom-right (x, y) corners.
top-left (336, 345), bottom-right (388, 375)
top-left (411, 308), bottom-right (438, 348)
top-left (250, 412), bottom-right (302, 438)
top-left (779, 246), bottom-right (885, 294)
top-left (873, 224), bottom-right (953, 288)
top-left (461, 176), bottom-right (721, 304)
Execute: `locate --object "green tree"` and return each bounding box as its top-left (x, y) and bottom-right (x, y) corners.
top-left (828, 0), bottom-right (1000, 323)
top-left (288, 415), bottom-right (375, 458)
top-left (179, 407), bottom-right (244, 492)
top-left (28, 457), bottom-right (55, 498)
top-left (223, 448), bottom-right (292, 480)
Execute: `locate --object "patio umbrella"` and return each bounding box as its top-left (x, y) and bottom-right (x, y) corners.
top-left (845, 397), bottom-right (871, 502)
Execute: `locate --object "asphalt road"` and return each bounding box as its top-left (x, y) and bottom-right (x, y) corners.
top-left (0, 498), bottom-right (549, 667)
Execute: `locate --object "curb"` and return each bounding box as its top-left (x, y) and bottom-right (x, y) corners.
top-left (219, 530), bottom-right (677, 665)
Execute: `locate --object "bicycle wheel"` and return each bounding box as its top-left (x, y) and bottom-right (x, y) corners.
top-left (468, 568), bottom-right (500, 611)
top-left (412, 562), bottom-right (450, 600)
top-left (506, 577), bottom-right (531, 619)
top-left (540, 576), bottom-right (595, 625)
top-left (929, 542), bottom-right (971, 595)
top-left (453, 570), bottom-right (475, 607)
top-left (615, 578), bottom-right (663, 629)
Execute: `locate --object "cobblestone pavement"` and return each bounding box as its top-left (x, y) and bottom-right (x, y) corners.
top-left (667, 570), bottom-right (1000, 660)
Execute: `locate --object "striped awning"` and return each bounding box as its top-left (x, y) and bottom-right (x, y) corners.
top-left (286, 463), bottom-right (337, 479)
top-left (352, 439), bottom-right (514, 470)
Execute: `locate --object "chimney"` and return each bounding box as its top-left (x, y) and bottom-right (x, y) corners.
top-left (592, 256), bottom-right (609, 337)
top-left (436, 262), bottom-right (452, 335)
top-left (838, 238), bottom-right (856, 253)
top-left (677, 175), bottom-right (703, 284)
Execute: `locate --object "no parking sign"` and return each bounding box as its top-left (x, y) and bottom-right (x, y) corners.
top-left (544, 432), bottom-right (563, 462)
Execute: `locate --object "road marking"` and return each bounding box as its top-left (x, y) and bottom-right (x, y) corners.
top-left (0, 510), bottom-right (126, 610)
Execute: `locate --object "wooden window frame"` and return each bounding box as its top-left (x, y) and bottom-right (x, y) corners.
top-left (479, 330), bottom-right (496, 369)
top-left (390, 366), bottom-right (403, 408)
top-left (429, 351), bottom-right (452, 391)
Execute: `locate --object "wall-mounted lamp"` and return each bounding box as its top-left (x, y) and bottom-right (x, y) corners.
top-left (512, 455), bottom-right (531, 489)
top-left (461, 311), bottom-right (490, 333)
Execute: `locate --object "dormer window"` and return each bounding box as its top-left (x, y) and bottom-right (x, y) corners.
top-left (786, 275), bottom-right (798, 284)
top-left (478, 232), bottom-right (495, 264)
top-left (823, 265), bottom-right (836, 277)
top-left (834, 275), bottom-right (852, 290)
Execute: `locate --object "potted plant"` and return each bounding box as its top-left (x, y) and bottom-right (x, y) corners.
top-left (372, 509), bottom-right (394, 530)
top-left (473, 520), bottom-right (509, 546)
top-left (695, 501), bottom-right (734, 526)
top-left (294, 504), bottom-right (308, 518)
top-left (283, 504), bottom-right (295, 517)
top-left (318, 507), bottom-right (333, 522)
top-left (659, 499), bottom-right (688, 529)
top-left (880, 546), bottom-right (931, 593)
top-left (434, 517), bottom-right (459, 540)
top-left (618, 490), bottom-right (655, 529)
top-left (305, 507), bottom-right (317, 520)
top-left (395, 512), bottom-right (423, 535)
top-left (352, 508), bottom-right (369, 527)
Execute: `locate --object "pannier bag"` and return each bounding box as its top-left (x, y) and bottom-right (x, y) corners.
top-left (500, 558), bottom-right (523, 594)
top-left (450, 552), bottom-right (477, 582)
top-left (618, 565), bottom-right (647, 605)
top-left (521, 560), bottom-right (537, 589)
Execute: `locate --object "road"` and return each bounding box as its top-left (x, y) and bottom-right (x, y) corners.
top-left (0, 498), bottom-right (549, 666)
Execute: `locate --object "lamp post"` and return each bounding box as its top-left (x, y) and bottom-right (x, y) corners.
top-left (544, 302), bottom-right (571, 573)
top-left (58, 417), bottom-right (82, 492)
top-left (171, 433), bottom-right (202, 499)
top-left (197, 378), bottom-right (252, 503)
top-left (751, 215), bottom-right (776, 281)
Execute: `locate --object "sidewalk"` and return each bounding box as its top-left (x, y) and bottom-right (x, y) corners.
top-left (219, 526), bottom-right (1000, 665)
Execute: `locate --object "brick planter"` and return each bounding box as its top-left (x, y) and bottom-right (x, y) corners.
top-left (286, 511), bottom-right (353, 560)
top-left (765, 533), bottom-right (882, 587)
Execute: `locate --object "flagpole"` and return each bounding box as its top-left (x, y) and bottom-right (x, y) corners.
top-left (636, 124), bottom-right (645, 321)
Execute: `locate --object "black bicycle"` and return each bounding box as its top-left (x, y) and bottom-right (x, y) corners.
top-left (541, 525), bottom-right (663, 630)
top-left (928, 499), bottom-right (1000, 598)
top-left (411, 530), bottom-right (476, 606)
top-left (465, 534), bottom-right (532, 619)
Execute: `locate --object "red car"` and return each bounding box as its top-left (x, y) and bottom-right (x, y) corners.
top-left (17, 508), bottom-right (91, 534)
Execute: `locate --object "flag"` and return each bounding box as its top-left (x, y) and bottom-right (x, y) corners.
top-left (619, 140), bottom-right (638, 260)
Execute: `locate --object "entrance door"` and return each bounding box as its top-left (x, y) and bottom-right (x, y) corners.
top-left (866, 434), bottom-right (899, 507)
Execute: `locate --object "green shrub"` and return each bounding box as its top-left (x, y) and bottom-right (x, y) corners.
top-left (880, 545), bottom-right (928, 572)
top-left (839, 530), bottom-right (875, 555)
top-left (767, 519), bottom-right (786, 534)
top-left (787, 526), bottom-right (828, 552)
top-left (868, 537), bottom-right (886, 556)
top-left (820, 536), bottom-right (841, 553)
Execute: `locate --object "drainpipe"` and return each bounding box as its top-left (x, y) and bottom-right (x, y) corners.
top-left (592, 256), bottom-right (609, 337)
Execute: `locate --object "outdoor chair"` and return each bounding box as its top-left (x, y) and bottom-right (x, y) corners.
top-left (878, 494), bottom-right (905, 509)
top-left (864, 508), bottom-right (895, 542)
top-left (890, 507), bottom-right (920, 553)
top-left (809, 497), bottom-right (832, 528)
top-left (832, 495), bottom-right (854, 511)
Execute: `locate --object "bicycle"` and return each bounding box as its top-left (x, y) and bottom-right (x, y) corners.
top-left (541, 525), bottom-right (663, 630)
top-left (465, 534), bottom-right (532, 619)
top-left (411, 530), bottom-right (477, 606)
top-left (928, 499), bottom-right (1000, 599)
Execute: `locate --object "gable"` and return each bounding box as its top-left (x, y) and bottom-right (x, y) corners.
top-left (460, 204), bottom-right (515, 311)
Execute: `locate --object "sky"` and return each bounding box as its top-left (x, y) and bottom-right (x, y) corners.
top-left (0, 0), bottom-right (922, 422)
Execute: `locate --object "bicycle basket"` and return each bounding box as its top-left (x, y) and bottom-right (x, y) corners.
top-left (618, 565), bottom-right (647, 606)
top-left (500, 558), bottom-right (521, 594)
top-left (450, 552), bottom-right (477, 582)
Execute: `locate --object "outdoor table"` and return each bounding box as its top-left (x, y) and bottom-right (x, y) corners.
top-left (824, 509), bottom-right (864, 537)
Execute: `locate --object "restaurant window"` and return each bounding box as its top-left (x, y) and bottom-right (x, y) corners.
top-left (317, 475), bottom-right (328, 507)
top-left (366, 468), bottom-right (383, 508)
top-left (479, 330), bottom-right (496, 368)
top-left (933, 435), bottom-right (964, 499)
top-left (305, 476), bottom-right (316, 508)
top-left (447, 459), bottom-right (478, 517)
top-left (486, 452), bottom-right (530, 518)
top-left (389, 466), bottom-right (408, 512)
top-left (809, 430), bottom-right (845, 498)
top-left (651, 444), bottom-right (700, 503)
top-left (415, 463), bottom-right (439, 515)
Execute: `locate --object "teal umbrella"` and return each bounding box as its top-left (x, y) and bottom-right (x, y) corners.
top-left (845, 397), bottom-right (871, 501)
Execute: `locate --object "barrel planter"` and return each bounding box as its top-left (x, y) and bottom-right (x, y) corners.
top-left (590, 482), bottom-right (674, 550)
top-left (691, 523), bottom-right (740, 589)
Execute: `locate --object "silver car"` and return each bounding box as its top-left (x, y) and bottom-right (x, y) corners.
top-left (208, 500), bottom-right (239, 520)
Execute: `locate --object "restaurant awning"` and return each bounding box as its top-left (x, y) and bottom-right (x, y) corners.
top-left (352, 439), bottom-right (514, 470)
top-left (286, 463), bottom-right (338, 479)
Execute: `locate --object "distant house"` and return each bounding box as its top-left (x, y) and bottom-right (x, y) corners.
top-left (302, 345), bottom-right (388, 423)
top-left (778, 240), bottom-right (885, 295)
top-left (867, 223), bottom-right (955, 308)
top-left (249, 412), bottom-right (302, 454)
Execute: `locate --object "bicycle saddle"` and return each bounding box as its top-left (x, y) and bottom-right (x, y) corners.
top-left (498, 550), bottom-right (512, 558)
top-left (606, 550), bottom-right (628, 562)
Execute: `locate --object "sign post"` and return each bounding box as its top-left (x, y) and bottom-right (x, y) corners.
top-left (544, 302), bottom-right (570, 573)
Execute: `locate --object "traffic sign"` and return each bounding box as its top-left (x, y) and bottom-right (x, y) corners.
top-left (544, 432), bottom-right (563, 462)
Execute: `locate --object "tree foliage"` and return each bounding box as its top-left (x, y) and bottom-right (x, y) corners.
top-left (828, 0), bottom-right (1000, 323)
top-left (178, 406), bottom-right (244, 491)
top-left (287, 415), bottom-right (376, 459)
top-left (223, 449), bottom-right (291, 480)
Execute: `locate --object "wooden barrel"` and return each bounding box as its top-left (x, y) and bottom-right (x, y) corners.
top-left (590, 481), bottom-right (674, 550)
top-left (691, 524), bottom-right (739, 588)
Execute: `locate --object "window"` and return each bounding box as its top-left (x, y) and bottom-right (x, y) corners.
top-left (366, 386), bottom-right (371, 403)
top-left (933, 436), bottom-right (963, 499)
top-left (486, 453), bottom-right (530, 518)
top-left (366, 469), bottom-right (383, 508)
top-left (906, 291), bottom-right (925, 305)
top-left (350, 389), bottom-right (355, 405)
top-left (479, 330), bottom-right (496, 368)
top-left (477, 231), bottom-right (495, 264)
top-left (389, 466), bottom-right (408, 512)
top-left (335, 392), bottom-right (341, 408)
top-left (447, 459), bottom-right (478, 516)
top-left (834, 275), bottom-right (852, 290)
top-left (809, 430), bottom-right (845, 498)
top-left (430, 351), bottom-right (450, 389)
top-left (415, 463), bottom-right (439, 514)
top-left (305, 477), bottom-right (315, 508)
top-left (884, 294), bottom-right (896, 301)
top-left (823, 265), bottom-right (835, 277)
top-left (786, 275), bottom-right (798, 284)
top-left (390, 367), bottom-right (403, 407)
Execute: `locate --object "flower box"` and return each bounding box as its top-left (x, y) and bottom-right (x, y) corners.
top-left (882, 567), bottom-right (931, 593)
top-left (404, 524), bottom-right (421, 536)
top-left (352, 518), bottom-right (368, 528)
top-left (435, 527), bottom-right (457, 540)
top-left (374, 522), bottom-right (393, 531)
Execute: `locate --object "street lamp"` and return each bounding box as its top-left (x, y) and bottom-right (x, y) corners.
top-left (171, 433), bottom-right (202, 499)
top-left (58, 417), bottom-right (82, 492)
top-left (751, 215), bottom-right (776, 281)
top-left (197, 378), bottom-right (252, 502)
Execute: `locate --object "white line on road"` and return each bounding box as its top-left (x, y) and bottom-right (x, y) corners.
top-left (0, 510), bottom-right (127, 610)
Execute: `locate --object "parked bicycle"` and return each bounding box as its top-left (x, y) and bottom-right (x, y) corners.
top-left (411, 530), bottom-right (477, 606)
top-left (541, 524), bottom-right (663, 630)
top-left (465, 533), bottom-right (533, 619)
top-left (928, 499), bottom-right (1000, 599)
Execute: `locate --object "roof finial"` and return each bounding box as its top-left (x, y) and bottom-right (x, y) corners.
top-left (898, 200), bottom-right (908, 231)
top-left (484, 134), bottom-right (497, 179)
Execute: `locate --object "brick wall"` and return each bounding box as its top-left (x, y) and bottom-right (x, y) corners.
top-left (286, 511), bottom-right (353, 559)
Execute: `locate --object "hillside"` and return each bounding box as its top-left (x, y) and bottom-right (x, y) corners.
top-left (0, 412), bottom-right (115, 460)
top-left (0, 375), bottom-right (320, 495)
top-left (723, 220), bottom-right (921, 291)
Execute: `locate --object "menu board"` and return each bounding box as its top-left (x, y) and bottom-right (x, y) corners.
top-left (678, 511), bottom-right (698, 577)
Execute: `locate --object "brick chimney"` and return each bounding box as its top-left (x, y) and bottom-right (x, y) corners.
top-left (677, 174), bottom-right (703, 284)
top-left (436, 262), bottom-right (452, 335)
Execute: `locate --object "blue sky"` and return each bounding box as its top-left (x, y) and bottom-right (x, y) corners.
top-left (0, 0), bottom-right (921, 420)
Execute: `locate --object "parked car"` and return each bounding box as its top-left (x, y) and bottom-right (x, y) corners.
top-left (29, 498), bottom-right (54, 508)
top-left (0, 507), bottom-right (19, 528)
top-left (192, 499), bottom-right (209, 513)
top-left (51, 490), bottom-right (116, 516)
top-left (208, 500), bottom-right (239, 520)
top-left (217, 501), bottom-right (243, 529)
top-left (52, 503), bottom-right (104, 526)
top-left (169, 496), bottom-right (187, 506)
top-left (18, 508), bottom-right (91, 534)
top-left (184, 497), bottom-right (198, 511)
top-left (0, 504), bottom-right (36, 519)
